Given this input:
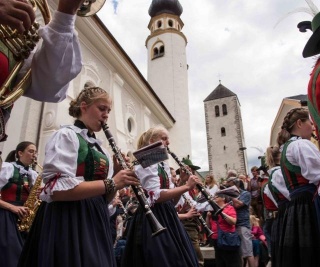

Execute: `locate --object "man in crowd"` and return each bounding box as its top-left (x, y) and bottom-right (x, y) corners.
top-left (247, 166), bottom-right (263, 219)
top-left (227, 176), bottom-right (255, 267)
top-left (176, 156), bottom-right (205, 267)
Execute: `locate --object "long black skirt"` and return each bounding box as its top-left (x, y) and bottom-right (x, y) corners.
top-left (278, 190), bottom-right (320, 267)
top-left (18, 196), bottom-right (116, 267)
top-left (121, 201), bottom-right (199, 267)
top-left (0, 206), bottom-right (24, 267)
top-left (270, 202), bottom-right (287, 267)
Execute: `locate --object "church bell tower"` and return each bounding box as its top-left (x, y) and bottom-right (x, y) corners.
top-left (146, 0), bottom-right (192, 159)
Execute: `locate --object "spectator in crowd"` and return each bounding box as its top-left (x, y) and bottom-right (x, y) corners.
top-left (250, 215), bottom-right (267, 267)
top-left (227, 177), bottom-right (255, 267)
top-left (206, 191), bottom-right (242, 267)
top-left (247, 167), bottom-right (262, 220)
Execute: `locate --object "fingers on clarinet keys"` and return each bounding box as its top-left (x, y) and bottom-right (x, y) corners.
top-left (186, 175), bottom-right (199, 189)
top-left (112, 170), bottom-right (140, 190)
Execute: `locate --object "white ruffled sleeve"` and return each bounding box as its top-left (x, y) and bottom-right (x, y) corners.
top-left (21, 11), bottom-right (82, 102)
top-left (287, 140), bottom-right (320, 185)
top-left (0, 163), bottom-right (14, 190)
top-left (263, 184), bottom-right (278, 207)
top-left (40, 127), bottom-right (84, 202)
top-left (270, 169), bottom-right (291, 200)
top-left (134, 163), bottom-right (169, 205)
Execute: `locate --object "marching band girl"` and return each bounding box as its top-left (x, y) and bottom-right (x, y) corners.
top-left (276, 107), bottom-right (320, 267)
top-left (0, 141), bottom-right (38, 267)
top-left (18, 86), bottom-right (140, 267)
top-left (122, 125), bottom-right (201, 267)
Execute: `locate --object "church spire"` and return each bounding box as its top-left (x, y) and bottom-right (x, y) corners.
top-left (149, 0), bottom-right (183, 17)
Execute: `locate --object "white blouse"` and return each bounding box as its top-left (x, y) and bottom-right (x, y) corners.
top-left (205, 184), bottom-right (219, 196)
top-left (263, 184), bottom-right (278, 207)
top-left (269, 166), bottom-right (290, 201)
top-left (19, 11), bottom-right (82, 102)
top-left (134, 161), bottom-right (174, 205)
top-left (40, 125), bottom-right (113, 203)
top-left (0, 162), bottom-right (38, 190)
top-left (281, 137), bottom-right (320, 194)
top-left (177, 192), bottom-right (210, 212)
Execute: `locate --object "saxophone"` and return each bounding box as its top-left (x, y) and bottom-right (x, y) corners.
top-left (17, 162), bottom-right (43, 232)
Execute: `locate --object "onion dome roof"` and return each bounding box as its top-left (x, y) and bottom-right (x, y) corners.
top-left (148, 0), bottom-right (183, 17)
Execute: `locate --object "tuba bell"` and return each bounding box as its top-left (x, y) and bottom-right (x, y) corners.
top-left (0, 0), bottom-right (106, 108)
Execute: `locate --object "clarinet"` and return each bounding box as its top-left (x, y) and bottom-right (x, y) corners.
top-left (167, 147), bottom-right (224, 216)
top-left (117, 197), bottom-right (128, 220)
top-left (102, 124), bottom-right (166, 237)
top-left (180, 193), bottom-right (213, 237)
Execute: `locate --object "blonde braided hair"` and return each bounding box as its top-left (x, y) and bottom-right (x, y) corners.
top-left (265, 146), bottom-right (280, 168)
top-left (137, 125), bottom-right (168, 149)
top-left (69, 85), bottom-right (111, 118)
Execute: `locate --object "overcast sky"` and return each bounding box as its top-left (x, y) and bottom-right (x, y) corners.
top-left (97, 0), bottom-right (316, 173)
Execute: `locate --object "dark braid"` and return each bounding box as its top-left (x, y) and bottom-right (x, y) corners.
top-left (277, 108), bottom-right (309, 146)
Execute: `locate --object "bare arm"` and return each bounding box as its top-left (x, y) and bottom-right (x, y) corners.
top-left (178, 207), bottom-right (200, 220)
top-left (52, 170), bottom-right (140, 202)
top-left (232, 197), bottom-right (245, 209)
top-left (0, 199), bottom-right (29, 219)
top-left (156, 175), bottom-right (200, 203)
top-left (220, 212), bottom-right (237, 225)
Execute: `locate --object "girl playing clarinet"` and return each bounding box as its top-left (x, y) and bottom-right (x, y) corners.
top-left (18, 86), bottom-right (140, 267)
top-left (122, 125), bottom-right (201, 267)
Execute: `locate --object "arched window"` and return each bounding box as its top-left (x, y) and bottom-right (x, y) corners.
top-left (152, 42), bottom-right (165, 59)
top-left (153, 47), bottom-right (159, 58)
top-left (157, 20), bottom-right (162, 28)
top-left (168, 19), bottom-right (173, 27)
top-left (215, 105), bottom-right (220, 117)
top-left (159, 45), bottom-right (164, 55)
top-left (127, 118), bottom-right (132, 133)
top-left (221, 127), bottom-right (226, 137)
top-left (222, 104), bottom-right (227, 115)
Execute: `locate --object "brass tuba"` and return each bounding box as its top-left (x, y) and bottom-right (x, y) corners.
top-left (0, 0), bottom-right (106, 108)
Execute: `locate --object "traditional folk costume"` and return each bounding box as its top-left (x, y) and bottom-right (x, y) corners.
top-left (297, 5), bottom-right (320, 138)
top-left (122, 161), bottom-right (199, 267)
top-left (0, 161), bottom-right (38, 267)
top-left (18, 121), bottom-right (117, 267)
top-left (279, 136), bottom-right (320, 267)
top-left (260, 175), bottom-right (277, 259)
top-left (265, 166), bottom-right (289, 267)
top-left (0, 11), bottom-right (82, 141)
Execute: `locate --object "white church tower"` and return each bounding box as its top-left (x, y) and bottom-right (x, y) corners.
top-left (204, 82), bottom-right (248, 179)
top-left (146, 0), bottom-right (192, 158)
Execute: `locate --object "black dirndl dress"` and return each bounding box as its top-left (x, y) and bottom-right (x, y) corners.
top-left (18, 130), bottom-right (117, 267)
top-left (278, 185), bottom-right (320, 267)
top-left (270, 200), bottom-right (288, 267)
top-left (122, 200), bottom-right (199, 267)
top-left (0, 202), bottom-right (24, 267)
top-left (18, 196), bottom-right (116, 267)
